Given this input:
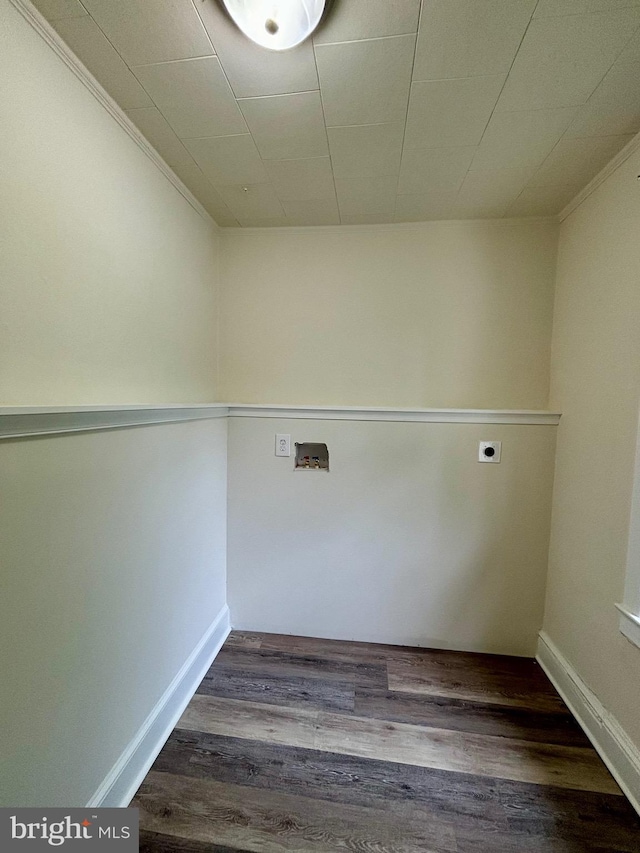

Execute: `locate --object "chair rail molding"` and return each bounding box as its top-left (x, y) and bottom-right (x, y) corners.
top-left (226, 404), bottom-right (561, 425)
top-left (0, 405), bottom-right (230, 440)
top-left (0, 404), bottom-right (561, 438)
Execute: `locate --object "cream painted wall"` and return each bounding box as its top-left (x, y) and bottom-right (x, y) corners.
top-left (223, 221), bottom-right (560, 654)
top-left (543, 146), bottom-right (640, 747)
top-left (228, 417), bottom-right (556, 655)
top-left (0, 1), bottom-right (227, 807)
top-left (219, 221), bottom-right (558, 409)
top-left (0, 0), bottom-right (219, 405)
top-left (0, 419), bottom-right (227, 806)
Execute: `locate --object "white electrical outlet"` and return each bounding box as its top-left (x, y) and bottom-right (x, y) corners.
top-left (479, 441), bottom-right (501, 463)
top-left (275, 433), bottom-right (291, 457)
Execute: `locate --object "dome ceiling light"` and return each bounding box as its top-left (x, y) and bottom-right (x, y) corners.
top-left (221, 0), bottom-right (327, 51)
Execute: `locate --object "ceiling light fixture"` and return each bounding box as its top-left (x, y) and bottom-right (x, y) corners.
top-left (221, 0), bottom-right (327, 51)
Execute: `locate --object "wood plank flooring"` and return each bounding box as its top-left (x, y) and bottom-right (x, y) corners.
top-left (133, 632), bottom-right (640, 852)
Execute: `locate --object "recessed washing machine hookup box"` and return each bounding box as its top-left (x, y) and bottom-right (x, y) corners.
top-left (294, 442), bottom-right (329, 470)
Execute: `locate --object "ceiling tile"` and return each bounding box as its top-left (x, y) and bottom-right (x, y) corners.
top-left (168, 161), bottom-right (207, 195)
top-left (52, 16), bottom-right (152, 109)
top-left (395, 191), bottom-right (458, 221)
top-left (125, 107), bottom-right (193, 166)
top-left (192, 189), bottom-right (241, 226)
top-left (453, 167), bottom-right (534, 217)
top-left (341, 214), bottom-right (395, 224)
top-left (282, 198), bottom-right (340, 225)
top-left (404, 76), bottom-right (505, 149)
top-left (616, 21), bottom-right (640, 62)
top-left (315, 35), bottom-right (416, 126)
top-left (534, 0), bottom-right (640, 16)
top-left (235, 217), bottom-right (289, 227)
top-left (196, 1), bottom-right (318, 98)
top-left (336, 174), bottom-right (398, 216)
top-left (170, 163), bottom-right (239, 225)
top-left (398, 146), bottom-right (476, 194)
top-left (530, 134), bottom-right (634, 186)
top-left (327, 122), bottom-right (405, 180)
top-left (238, 91), bottom-right (328, 160)
top-left (31, 0), bottom-right (87, 20)
top-left (496, 9), bottom-right (640, 111)
top-left (134, 57), bottom-right (247, 139)
top-left (314, 0), bottom-right (421, 44)
top-left (335, 174), bottom-right (398, 197)
top-left (80, 0), bottom-right (213, 66)
top-left (506, 184), bottom-right (580, 216)
top-left (216, 183), bottom-right (285, 221)
top-left (414, 0), bottom-right (536, 81)
top-left (265, 157), bottom-right (336, 201)
top-left (184, 134), bottom-right (268, 186)
top-left (471, 107), bottom-right (577, 171)
top-left (566, 59), bottom-right (640, 137)
top-left (339, 197), bottom-right (397, 217)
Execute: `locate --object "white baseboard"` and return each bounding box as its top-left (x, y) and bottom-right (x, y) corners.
top-left (87, 604), bottom-right (231, 808)
top-left (537, 631), bottom-right (640, 815)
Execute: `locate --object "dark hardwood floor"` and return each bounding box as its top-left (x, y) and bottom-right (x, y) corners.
top-left (133, 631), bottom-right (640, 852)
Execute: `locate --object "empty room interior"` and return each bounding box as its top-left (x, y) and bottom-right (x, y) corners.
top-left (3, 0), bottom-right (640, 849)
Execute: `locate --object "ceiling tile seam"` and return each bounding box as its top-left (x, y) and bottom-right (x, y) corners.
top-left (395, 166), bottom-right (469, 199)
top-left (260, 154), bottom-right (332, 164)
top-left (522, 130), bottom-right (637, 199)
top-left (310, 38), bottom-right (340, 224)
top-left (313, 32), bottom-right (419, 49)
top-left (130, 54), bottom-right (220, 70)
top-left (68, 7), bottom-right (240, 171)
top-left (188, 0), bottom-right (218, 57)
top-left (496, 10), bottom-right (640, 205)
top-left (8, 0), bottom-right (219, 228)
top-left (410, 72), bottom-right (526, 85)
top-left (452, 0), bottom-right (541, 212)
top-left (215, 178), bottom-right (272, 187)
top-left (116, 44), bottom-right (248, 221)
top-left (43, 0), bottom-right (89, 21)
top-left (558, 127), bottom-right (640, 221)
top-left (522, 15), bottom-right (640, 195)
top-left (180, 131), bottom-right (253, 141)
top-left (536, 5), bottom-right (640, 20)
top-left (135, 56), bottom-right (251, 141)
top-left (122, 69), bottom-right (217, 170)
top-left (47, 12), bottom-right (87, 22)
top-left (188, 0), bottom-right (258, 105)
top-left (580, 12), bottom-right (640, 100)
top-left (325, 120), bottom-right (404, 131)
top-left (187, 0), bottom-right (302, 218)
top-left (569, 61), bottom-right (640, 136)
top-left (393, 0), bottom-right (430, 222)
top-left (185, 164), bottom-right (240, 222)
top-left (235, 89), bottom-right (321, 103)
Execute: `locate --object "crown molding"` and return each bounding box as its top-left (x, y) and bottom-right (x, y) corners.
top-left (9, 0), bottom-right (218, 230)
top-left (558, 130), bottom-right (640, 223)
top-left (221, 216), bottom-right (556, 237)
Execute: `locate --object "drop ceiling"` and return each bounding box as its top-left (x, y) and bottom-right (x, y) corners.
top-left (33, 0), bottom-right (640, 227)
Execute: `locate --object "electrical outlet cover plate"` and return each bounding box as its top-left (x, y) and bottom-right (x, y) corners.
top-left (275, 434), bottom-right (291, 457)
top-left (479, 441), bottom-right (501, 463)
